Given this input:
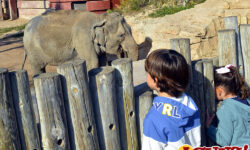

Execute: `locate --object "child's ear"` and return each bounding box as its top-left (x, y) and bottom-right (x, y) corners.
top-left (154, 77), bottom-right (158, 84)
top-left (216, 86), bottom-right (226, 100)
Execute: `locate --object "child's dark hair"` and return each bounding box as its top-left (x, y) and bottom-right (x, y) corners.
top-left (214, 65), bottom-right (250, 99)
top-left (145, 49), bottom-right (189, 97)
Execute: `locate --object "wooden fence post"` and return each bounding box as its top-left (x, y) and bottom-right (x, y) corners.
top-left (0, 68), bottom-right (21, 150)
top-left (9, 70), bottom-right (41, 150)
top-left (57, 60), bottom-right (99, 150)
top-left (135, 89), bottom-right (153, 148)
top-left (218, 29), bottom-right (237, 66)
top-left (192, 61), bottom-right (206, 146)
top-left (239, 25), bottom-right (250, 86)
top-left (202, 59), bottom-right (215, 114)
top-left (89, 67), bottom-right (121, 150)
top-left (202, 59), bottom-right (216, 146)
top-left (111, 58), bottom-right (139, 150)
top-left (34, 73), bottom-right (70, 150)
top-left (170, 38), bottom-right (193, 96)
top-left (224, 16), bottom-right (244, 75)
top-left (212, 56), bottom-right (219, 67)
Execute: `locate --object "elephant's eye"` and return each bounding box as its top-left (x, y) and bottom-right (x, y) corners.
top-left (119, 33), bottom-right (125, 41)
top-left (119, 33), bottom-right (125, 38)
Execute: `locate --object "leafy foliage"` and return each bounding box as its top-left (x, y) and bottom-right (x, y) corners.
top-left (149, 4), bottom-right (194, 18)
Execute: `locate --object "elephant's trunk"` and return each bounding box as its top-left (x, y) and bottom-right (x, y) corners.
top-left (121, 35), bottom-right (138, 61)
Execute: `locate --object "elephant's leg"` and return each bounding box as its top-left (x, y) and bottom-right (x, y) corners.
top-left (78, 52), bottom-right (99, 71)
top-left (76, 47), bottom-right (99, 71)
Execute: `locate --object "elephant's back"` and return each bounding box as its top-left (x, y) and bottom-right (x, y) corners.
top-left (23, 11), bottom-right (82, 65)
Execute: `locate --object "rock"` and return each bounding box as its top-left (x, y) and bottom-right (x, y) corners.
top-left (125, 0), bottom-right (250, 61)
top-left (228, 1), bottom-right (250, 9)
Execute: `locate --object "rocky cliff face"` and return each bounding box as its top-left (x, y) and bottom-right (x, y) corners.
top-left (125, 0), bottom-right (250, 60)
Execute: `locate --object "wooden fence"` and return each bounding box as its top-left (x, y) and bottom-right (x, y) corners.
top-left (0, 16), bottom-right (249, 150)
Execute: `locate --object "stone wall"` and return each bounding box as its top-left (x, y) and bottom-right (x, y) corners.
top-left (125, 0), bottom-right (250, 60)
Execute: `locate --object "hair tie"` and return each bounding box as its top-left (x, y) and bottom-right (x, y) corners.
top-left (225, 64), bottom-right (235, 69)
top-left (216, 64), bottom-right (235, 74)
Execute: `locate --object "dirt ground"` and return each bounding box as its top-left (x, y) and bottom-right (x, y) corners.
top-left (0, 36), bottom-right (57, 86)
top-left (0, 18), bottom-right (29, 28)
top-left (0, 19), bottom-right (36, 85)
top-left (0, 19), bottom-right (64, 86)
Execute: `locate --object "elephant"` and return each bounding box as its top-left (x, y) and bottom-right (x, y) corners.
top-left (22, 10), bottom-right (138, 75)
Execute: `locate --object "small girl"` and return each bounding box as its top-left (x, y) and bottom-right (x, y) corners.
top-left (142, 49), bottom-right (201, 150)
top-left (206, 64), bottom-right (250, 147)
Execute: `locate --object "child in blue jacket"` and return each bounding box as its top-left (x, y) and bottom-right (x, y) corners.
top-left (206, 64), bottom-right (250, 147)
top-left (142, 49), bottom-right (201, 150)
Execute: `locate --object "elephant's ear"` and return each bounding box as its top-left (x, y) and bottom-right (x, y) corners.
top-left (91, 20), bottom-right (107, 55)
top-left (122, 18), bottom-right (132, 35)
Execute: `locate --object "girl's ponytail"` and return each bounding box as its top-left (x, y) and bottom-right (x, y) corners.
top-left (215, 65), bottom-right (250, 99)
top-left (229, 66), bottom-right (249, 99)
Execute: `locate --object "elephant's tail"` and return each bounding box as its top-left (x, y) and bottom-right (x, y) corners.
top-left (21, 50), bottom-right (27, 70)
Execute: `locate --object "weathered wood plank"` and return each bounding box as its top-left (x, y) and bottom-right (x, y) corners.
top-left (9, 70), bottom-right (41, 150)
top-left (34, 73), bottom-right (70, 150)
top-left (211, 56), bottom-right (219, 67)
top-left (239, 24), bottom-right (250, 86)
top-left (135, 89), bottom-right (153, 148)
top-left (224, 16), bottom-right (244, 74)
top-left (170, 38), bottom-right (193, 96)
top-left (8, 0), bottom-right (18, 20)
top-left (202, 59), bottom-right (216, 146)
top-left (0, 68), bottom-right (21, 150)
top-left (0, 0), bottom-right (3, 20)
top-left (218, 29), bottom-right (237, 66)
top-left (111, 58), bottom-right (139, 150)
top-left (89, 67), bottom-right (121, 150)
top-left (192, 61), bottom-right (206, 146)
top-left (57, 60), bottom-right (99, 150)
top-left (202, 59), bottom-right (215, 114)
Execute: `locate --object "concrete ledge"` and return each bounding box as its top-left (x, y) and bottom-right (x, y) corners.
top-left (19, 8), bottom-right (47, 19)
top-left (17, 1), bottom-right (49, 9)
top-left (230, 1), bottom-right (250, 9)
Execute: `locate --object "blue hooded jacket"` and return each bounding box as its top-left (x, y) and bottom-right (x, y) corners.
top-left (142, 93), bottom-right (201, 150)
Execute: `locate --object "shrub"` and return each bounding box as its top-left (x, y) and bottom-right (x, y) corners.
top-left (149, 4), bottom-right (194, 18)
top-left (115, 0), bottom-right (206, 16)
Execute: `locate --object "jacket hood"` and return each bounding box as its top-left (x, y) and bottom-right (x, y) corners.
top-left (153, 93), bottom-right (200, 127)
